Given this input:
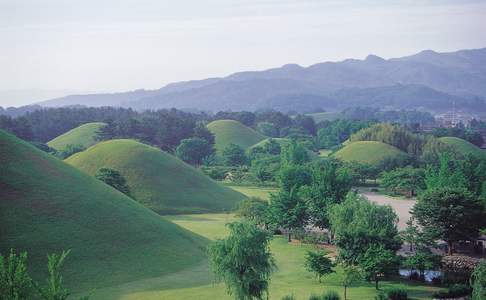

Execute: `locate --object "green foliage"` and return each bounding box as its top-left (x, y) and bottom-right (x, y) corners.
top-left (66, 139), bottom-right (244, 214)
top-left (471, 261), bottom-right (486, 299)
top-left (424, 153), bottom-right (468, 190)
top-left (386, 288), bottom-right (408, 300)
top-left (48, 122), bottom-right (106, 152)
top-left (359, 245), bottom-right (399, 290)
top-left (57, 144), bottom-right (86, 159)
top-left (257, 122), bottom-right (279, 137)
top-left (434, 127), bottom-right (485, 147)
top-left (341, 265), bottom-right (363, 300)
top-left (208, 221), bottom-right (275, 300)
top-left (412, 187), bottom-right (486, 254)
top-left (236, 197), bottom-right (270, 227)
top-left (250, 154), bottom-right (280, 182)
top-left (281, 140), bottom-right (311, 165)
top-left (304, 251), bottom-right (335, 282)
top-left (222, 144), bottom-right (248, 166)
top-left (321, 291), bottom-right (341, 300)
top-left (175, 137), bottom-right (214, 165)
top-left (269, 188), bottom-right (308, 241)
top-left (0, 249), bottom-right (32, 300)
top-left (380, 167), bottom-right (425, 197)
top-left (345, 162), bottom-right (379, 185)
top-left (433, 283), bottom-right (472, 299)
top-left (36, 250), bottom-right (71, 300)
top-left (317, 119), bottom-right (374, 148)
top-left (193, 122), bottom-right (215, 145)
top-left (401, 249), bottom-right (441, 280)
top-left (277, 164), bottom-right (312, 192)
top-left (301, 159), bottom-right (352, 229)
top-left (329, 193), bottom-right (401, 265)
top-left (95, 167), bottom-right (131, 196)
top-left (281, 295), bottom-right (296, 300)
top-left (293, 115), bottom-right (317, 136)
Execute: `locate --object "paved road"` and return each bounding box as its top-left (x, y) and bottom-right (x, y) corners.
top-left (360, 191), bottom-right (416, 231)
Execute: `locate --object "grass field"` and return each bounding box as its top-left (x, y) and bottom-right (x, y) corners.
top-left (207, 119), bottom-right (266, 151)
top-left (47, 122), bottom-right (106, 151)
top-left (84, 213), bottom-right (442, 300)
top-left (0, 130), bottom-right (208, 293)
top-left (438, 136), bottom-right (486, 158)
top-left (66, 139), bottom-right (245, 214)
top-left (319, 149), bottom-right (332, 157)
top-left (333, 141), bottom-right (408, 166)
top-left (225, 184), bottom-right (278, 200)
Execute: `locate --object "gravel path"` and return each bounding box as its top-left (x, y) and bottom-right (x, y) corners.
top-left (360, 192), bottom-right (416, 231)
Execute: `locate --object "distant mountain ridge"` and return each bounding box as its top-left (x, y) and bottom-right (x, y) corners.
top-left (36, 47), bottom-right (486, 113)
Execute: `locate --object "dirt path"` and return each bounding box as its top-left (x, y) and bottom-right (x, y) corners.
top-left (360, 192), bottom-right (416, 231)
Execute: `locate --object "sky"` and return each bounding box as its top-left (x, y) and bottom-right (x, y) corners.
top-left (1, 0), bottom-right (486, 107)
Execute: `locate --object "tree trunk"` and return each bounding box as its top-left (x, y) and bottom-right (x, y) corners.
top-left (448, 241), bottom-right (453, 255)
top-left (344, 285), bottom-right (347, 300)
top-left (288, 232), bottom-right (291, 243)
top-left (375, 278), bottom-right (379, 290)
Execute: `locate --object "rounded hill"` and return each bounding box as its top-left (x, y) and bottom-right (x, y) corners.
top-left (47, 122), bottom-right (106, 151)
top-left (333, 141), bottom-right (408, 166)
top-left (66, 139), bottom-right (245, 214)
top-left (0, 130), bottom-right (207, 292)
top-left (438, 136), bottom-right (486, 158)
top-left (207, 119), bottom-right (266, 151)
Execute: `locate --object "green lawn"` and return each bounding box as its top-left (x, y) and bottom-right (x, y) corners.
top-left (225, 184), bottom-right (278, 201)
top-left (47, 122), bottom-right (106, 151)
top-left (319, 149), bottom-right (332, 157)
top-left (84, 213), bottom-right (442, 300)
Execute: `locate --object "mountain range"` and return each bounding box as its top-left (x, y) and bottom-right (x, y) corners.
top-left (25, 47), bottom-right (486, 113)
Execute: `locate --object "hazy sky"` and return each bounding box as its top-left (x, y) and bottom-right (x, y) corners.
top-left (1, 0), bottom-right (486, 106)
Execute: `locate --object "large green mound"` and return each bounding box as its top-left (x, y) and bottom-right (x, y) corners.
top-left (438, 136), bottom-right (486, 158)
top-left (66, 139), bottom-right (245, 214)
top-left (333, 141), bottom-right (408, 165)
top-left (0, 130), bottom-right (207, 292)
top-left (207, 119), bottom-right (266, 151)
top-left (47, 122), bottom-right (106, 151)
top-left (249, 137), bottom-right (291, 150)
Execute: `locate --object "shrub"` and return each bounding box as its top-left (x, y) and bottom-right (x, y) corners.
top-left (374, 291), bottom-right (387, 300)
top-left (308, 294), bottom-right (321, 300)
top-left (282, 295), bottom-right (296, 300)
top-left (322, 291), bottom-right (341, 300)
top-left (433, 283), bottom-right (472, 299)
top-left (0, 249), bottom-right (32, 299)
top-left (386, 288), bottom-right (408, 300)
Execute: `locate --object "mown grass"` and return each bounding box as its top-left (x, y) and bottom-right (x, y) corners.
top-left (207, 119), bottom-right (266, 151)
top-left (0, 130), bottom-right (208, 293)
top-left (85, 213), bottom-right (442, 300)
top-left (333, 141), bottom-right (408, 166)
top-left (66, 139), bottom-right (246, 214)
top-left (438, 136), bottom-right (486, 159)
top-left (225, 184), bottom-right (278, 201)
top-left (47, 122), bottom-right (106, 151)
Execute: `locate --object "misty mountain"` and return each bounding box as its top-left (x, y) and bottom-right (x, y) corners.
top-left (37, 47), bottom-right (486, 113)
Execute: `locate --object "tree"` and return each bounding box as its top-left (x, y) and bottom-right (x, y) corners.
top-left (250, 155), bottom-right (280, 183)
top-left (380, 167), bottom-right (425, 197)
top-left (257, 122), bottom-right (279, 137)
top-left (36, 250), bottom-right (71, 300)
top-left (341, 265), bottom-right (362, 300)
top-left (281, 140), bottom-right (310, 165)
top-left (301, 159), bottom-right (352, 229)
top-left (175, 137), bottom-right (214, 165)
top-left (471, 261), bottom-right (486, 300)
top-left (424, 153), bottom-right (467, 190)
top-left (293, 115), bottom-right (317, 136)
top-left (236, 197), bottom-right (270, 228)
top-left (58, 144), bottom-right (86, 159)
top-left (329, 193), bottom-right (401, 265)
top-left (359, 245), bottom-right (399, 290)
top-left (402, 248), bottom-right (441, 281)
top-left (269, 188), bottom-right (308, 242)
top-left (277, 164), bottom-right (312, 192)
top-left (95, 167), bottom-right (131, 196)
top-left (193, 122), bottom-right (215, 145)
top-left (304, 250), bottom-right (335, 282)
top-left (0, 249), bottom-right (32, 299)
top-left (222, 144), bottom-right (247, 166)
top-left (412, 187), bottom-right (486, 255)
top-left (208, 221), bottom-right (275, 300)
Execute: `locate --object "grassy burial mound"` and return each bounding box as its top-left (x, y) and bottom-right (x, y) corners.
top-left (47, 122), bottom-right (106, 151)
top-left (0, 130), bottom-right (208, 292)
top-left (438, 136), bottom-right (486, 158)
top-left (207, 119), bottom-right (266, 151)
top-left (66, 139), bottom-right (245, 214)
top-left (333, 141), bottom-right (408, 166)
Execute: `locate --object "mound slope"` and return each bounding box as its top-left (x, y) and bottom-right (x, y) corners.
top-left (47, 122), bottom-right (106, 151)
top-left (207, 119), bottom-right (266, 151)
top-left (333, 141), bottom-right (408, 166)
top-left (439, 136), bottom-right (486, 158)
top-left (0, 130), bottom-right (207, 292)
top-left (66, 139), bottom-right (245, 214)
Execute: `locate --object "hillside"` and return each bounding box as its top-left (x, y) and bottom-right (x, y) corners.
top-left (249, 137), bottom-right (291, 150)
top-left (333, 141), bottom-right (408, 166)
top-left (207, 119), bottom-right (266, 151)
top-left (47, 122), bottom-right (106, 151)
top-left (438, 136), bottom-right (486, 158)
top-left (66, 139), bottom-right (245, 214)
top-left (0, 130), bottom-right (208, 292)
top-left (36, 47), bottom-right (486, 113)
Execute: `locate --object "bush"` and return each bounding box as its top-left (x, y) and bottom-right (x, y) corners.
top-left (374, 291), bottom-right (387, 300)
top-left (282, 295), bottom-right (296, 300)
top-left (322, 291), bottom-right (341, 300)
top-left (386, 288), bottom-right (408, 300)
top-left (432, 283), bottom-right (471, 299)
top-left (308, 294), bottom-right (321, 300)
